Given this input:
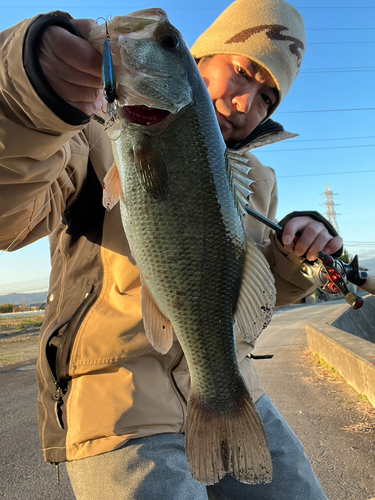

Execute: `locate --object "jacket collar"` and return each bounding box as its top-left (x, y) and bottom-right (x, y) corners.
top-left (227, 118), bottom-right (298, 153)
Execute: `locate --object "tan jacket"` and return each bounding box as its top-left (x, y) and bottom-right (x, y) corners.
top-left (0, 13), bottom-right (317, 464)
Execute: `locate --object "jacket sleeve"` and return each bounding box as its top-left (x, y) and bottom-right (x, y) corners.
top-left (238, 150), bottom-right (321, 305)
top-left (0, 13), bottom-right (90, 251)
top-left (263, 231), bottom-right (316, 306)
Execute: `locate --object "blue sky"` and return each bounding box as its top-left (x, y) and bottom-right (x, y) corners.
top-left (0, 0), bottom-right (374, 294)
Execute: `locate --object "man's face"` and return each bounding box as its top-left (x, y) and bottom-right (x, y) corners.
top-left (197, 55), bottom-right (278, 144)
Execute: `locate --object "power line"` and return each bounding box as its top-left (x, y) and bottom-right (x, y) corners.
top-left (305, 28), bottom-right (375, 30)
top-left (257, 144), bottom-right (375, 152)
top-left (345, 242), bottom-right (375, 246)
top-left (300, 68), bottom-right (375, 73)
top-left (184, 27), bottom-right (375, 31)
top-left (297, 6), bottom-right (375, 8)
top-left (277, 107), bottom-right (375, 114)
top-left (302, 67), bottom-right (375, 71)
top-left (290, 135), bottom-right (375, 143)
top-left (307, 41), bottom-right (375, 45)
top-left (277, 169), bottom-right (375, 178)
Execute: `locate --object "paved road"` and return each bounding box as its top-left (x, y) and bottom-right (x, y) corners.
top-left (0, 363), bottom-right (75, 499)
top-left (0, 300), bottom-right (374, 499)
top-left (253, 299), bottom-right (375, 500)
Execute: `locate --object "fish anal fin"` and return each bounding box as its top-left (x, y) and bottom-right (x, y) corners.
top-left (134, 136), bottom-right (168, 200)
top-left (141, 281), bottom-right (173, 354)
top-left (235, 233), bottom-right (276, 343)
top-left (103, 162), bottom-right (121, 211)
top-left (185, 384), bottom-right (272, 486)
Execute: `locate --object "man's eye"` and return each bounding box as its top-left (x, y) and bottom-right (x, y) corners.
top-left (261, 94), bottom-right (272, 106)
top-left (236, 66), bottom-right (248, 76)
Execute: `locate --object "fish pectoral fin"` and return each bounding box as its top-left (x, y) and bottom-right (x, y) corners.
top-left (134, 139), bottom-right (168, 200)
top-left (141, 281), bottom-right (174, 354)
top-left (103, 162), bottom-right (121, 210)
top-left (235, 233), bottom-right (276, 343)
top-left (186, 384), bottom-right (272, 485)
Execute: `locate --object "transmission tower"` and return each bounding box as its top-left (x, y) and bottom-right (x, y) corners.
top-left (321, 185), bottom-right (340, 233)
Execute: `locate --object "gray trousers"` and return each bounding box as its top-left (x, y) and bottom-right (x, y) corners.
top-left (66, 395), bottom-right (328, 500)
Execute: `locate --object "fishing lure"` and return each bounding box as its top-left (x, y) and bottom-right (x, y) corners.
top-left (93, 17), bottom-right (120, 135)
top-left (102, 18), bottom-right (117, 104)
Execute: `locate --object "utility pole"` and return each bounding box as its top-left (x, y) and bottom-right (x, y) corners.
top-left (321, 185), bottom-right (339, 233)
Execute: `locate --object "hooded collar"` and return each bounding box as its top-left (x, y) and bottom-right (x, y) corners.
top-left (227, 118), bottom-right (298, 153)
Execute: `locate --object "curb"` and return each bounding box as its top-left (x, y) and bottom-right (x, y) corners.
top-left (306, 298), bottom-right (375, 408)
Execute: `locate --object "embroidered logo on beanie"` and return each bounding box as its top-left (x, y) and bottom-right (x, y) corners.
top-left (225, 25), bottom-right (305, 69)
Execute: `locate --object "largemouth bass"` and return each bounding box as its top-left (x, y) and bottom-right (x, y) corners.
top-left (88, 9), bottom-right (276, 485)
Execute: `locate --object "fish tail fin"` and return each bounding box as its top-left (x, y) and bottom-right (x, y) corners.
top-left (185, 385), bottom-right (272, 486)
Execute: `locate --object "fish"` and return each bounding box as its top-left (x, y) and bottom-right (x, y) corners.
top-left (87, 9), bottom-right (276, 486)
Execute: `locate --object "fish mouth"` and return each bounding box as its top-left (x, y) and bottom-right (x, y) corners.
top-left (120, 105), bottom-right (171, 126)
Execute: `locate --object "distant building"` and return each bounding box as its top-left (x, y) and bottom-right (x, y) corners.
top-left (29, 302), bottom-right (46, 311)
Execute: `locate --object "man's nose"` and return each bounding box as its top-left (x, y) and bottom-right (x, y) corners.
top-left (232, 92), bottom-right (254, 113)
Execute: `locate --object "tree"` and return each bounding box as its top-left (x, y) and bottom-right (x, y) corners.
top-left (0, 303), bottom-right (13, 313)
top-left (339, 248), bottom-right (350, 264)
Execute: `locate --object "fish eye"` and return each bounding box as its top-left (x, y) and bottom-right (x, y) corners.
top-left (162, 35), bottom-right (179, 49)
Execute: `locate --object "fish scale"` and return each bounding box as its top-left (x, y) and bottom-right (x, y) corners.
top-left (117, 102), bottom-right (244, 401)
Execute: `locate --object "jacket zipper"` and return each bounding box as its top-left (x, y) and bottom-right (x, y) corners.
top-left (54, 380), bottom-right (65, 430)
top-left (55, 286), bottom-right (94, 388)
top-left (44, 320), bottom-right (70, 430)
top-left (44, 287), bottom-right (95, 484)
top-left (45, 286), bottom-right (94, 431)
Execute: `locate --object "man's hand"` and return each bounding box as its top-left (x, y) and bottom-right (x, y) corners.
top-left (281, 216), bottom-right (343, 261)
top-left (40, 19), bottom-right (105, 115)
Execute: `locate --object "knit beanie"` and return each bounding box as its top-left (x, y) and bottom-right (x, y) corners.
top-left (191, 0), bottom-right (306, 116)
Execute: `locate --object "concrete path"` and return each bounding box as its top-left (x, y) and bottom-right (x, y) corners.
top-left (0, 300), bottom-right (374, 499)
top-left (253, 300), bottom-right (375, 500)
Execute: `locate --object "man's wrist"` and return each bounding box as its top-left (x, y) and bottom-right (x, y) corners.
top-left (23, 13), bottom-right (90, 126)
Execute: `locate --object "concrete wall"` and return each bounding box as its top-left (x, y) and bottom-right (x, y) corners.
top-left (306, 296), bottom-right (375, 408)
top-left (331, 295), bottom-right (375, 343)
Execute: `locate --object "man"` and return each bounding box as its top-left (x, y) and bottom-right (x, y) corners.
top-left (0, 0), bottom-right (341, 498)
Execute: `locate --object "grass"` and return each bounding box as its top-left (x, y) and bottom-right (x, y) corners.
top-left (302, 350), bottom-right (344, 384)
top-left (302, 348), bottom-right (375, 435)
top-left (16, 320), bottom-right (43, 330)
top-left (0, 315), bottom-right (44, 330)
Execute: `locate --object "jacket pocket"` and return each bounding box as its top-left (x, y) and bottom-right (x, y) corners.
top-left (46, 285), bottom-right (95, 429)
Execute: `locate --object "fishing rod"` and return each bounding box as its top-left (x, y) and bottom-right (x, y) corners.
top-left (244, 205), bottom-right (375, 310)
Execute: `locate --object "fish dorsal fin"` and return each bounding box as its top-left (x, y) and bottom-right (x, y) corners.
top-left (226, 151), bottom-right (254, 218)
top-left (235, 232), bottom-right (276, 343)
top-left (141, 280), bottom-right (174, 354)
top-left (103, 162), bottom-right (121, 211)
top-left (134, 135), bottom-right (169, 200)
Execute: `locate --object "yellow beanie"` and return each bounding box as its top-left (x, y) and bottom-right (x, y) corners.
top-left (191, 0), bottom-right (306, 113)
